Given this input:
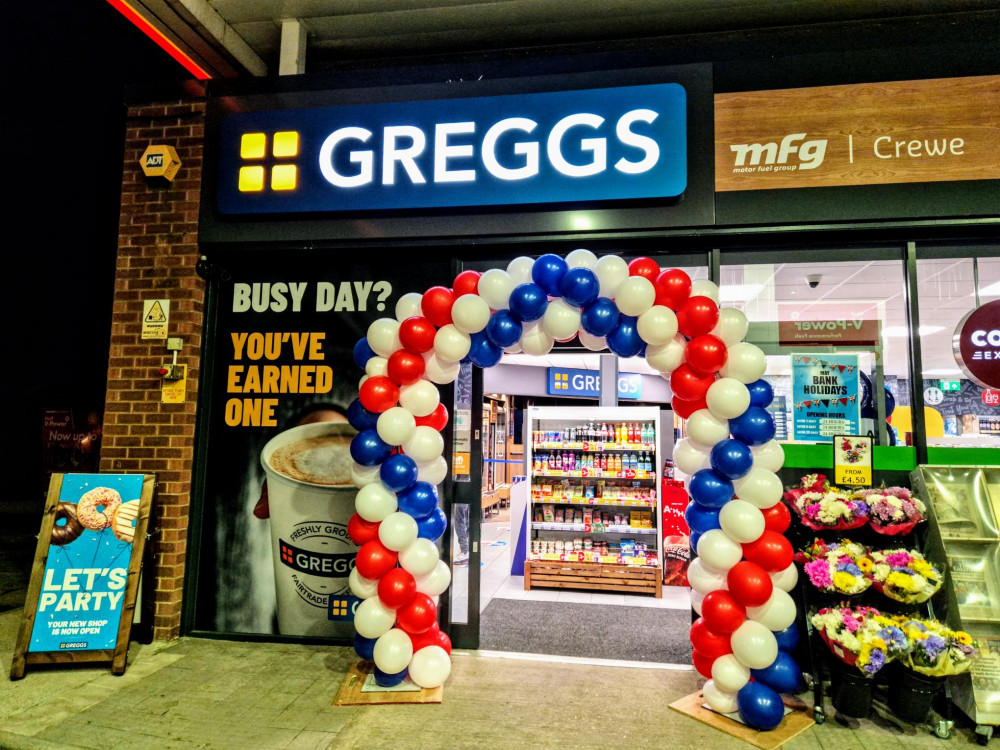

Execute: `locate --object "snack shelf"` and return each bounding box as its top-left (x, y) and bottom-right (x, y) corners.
top-left (530, 522), bottom-right (656, 534)
top-left (533, 442), bottom-right (656, 452)
top-left (533, 469), bottom-right (655, 480)
top-left (529, 496), bottom-right (655, 507)
top-left (529, 552), bottom-right (658, 566)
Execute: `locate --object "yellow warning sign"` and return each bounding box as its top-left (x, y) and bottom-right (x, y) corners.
top-left (142, 299), bottom-right (170, 339)
top-left (162, 364), bottom-right (187, 404)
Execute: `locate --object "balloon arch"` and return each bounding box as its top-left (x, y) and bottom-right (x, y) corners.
top-left (345, 250), bottom-right (799, 729)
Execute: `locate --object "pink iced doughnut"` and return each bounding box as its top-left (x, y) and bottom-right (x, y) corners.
top-left (77, 487), bottom-right (122, 531)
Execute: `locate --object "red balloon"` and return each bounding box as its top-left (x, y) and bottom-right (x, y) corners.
top-left (691, 649), bottom-right (717, 679)
top-left (359, 376), bottom-right (399, 413)
top-left (347, 513), bottom-right (380, 545)
top-left (669, 364), bottom-right (716, 402)
top-left (397, 592), bottom-right (437, 634)
top-left (690, 617), bottom-right (734, 659)
top-left (355, 540), bottom-right (398, 580)
top-left (654, 268), bottom-right (692, 310)
top-left (761, 502), bottom-right (791, 534)
top-left (386, 350), bottom-right (426, 386)
top-left (742, 531), bottom-right (794, 573)
top-left (377, 567), bottom-right (417, 609)
top-left (701, 590), bottom-right (747, 635)
top-left (422, 286), bottom-right (455, 328)
top-left (434, 629), bottom-right (453, 655)
top-left (628, 257), bottom-right (661, 281)
top-left (453, 270), bottom-right (482, 298)
top-left (398, 316), bottom-right (437, 354)
top-left (414, 403), bottom-right (449, 431)
top-left (727, 561), bottom-right (774, 608)
top-left (671, 394), bottom-right (708, 420)
top-left (685, 334), bottom-right (728, 375)
top-left (676, 295), bottom-right (720, 338)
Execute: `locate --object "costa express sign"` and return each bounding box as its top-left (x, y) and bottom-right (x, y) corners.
top-left (955, 300), bottom-right (1000, 388)
top-left (216, 83), bottom-right (687, 214)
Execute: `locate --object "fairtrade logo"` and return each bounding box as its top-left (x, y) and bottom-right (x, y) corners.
top-left (730, 133), bottom-right (827, 172)
top-left (238, 131), bottom-right (300, 192)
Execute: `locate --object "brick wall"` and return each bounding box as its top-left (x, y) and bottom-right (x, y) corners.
top-left (100, 98), bottom-right (206, 641)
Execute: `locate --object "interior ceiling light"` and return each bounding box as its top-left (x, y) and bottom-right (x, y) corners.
top-left (880, 325), bottom-right (945, 337)
top-left (719, 284), bottom-right (764, 303)
top-left (106, 0), bottom-right (212, 80)
top-left (977, 281), bottom-right (1000, 297)
top-left (922, 368), bottom-right (963, 376)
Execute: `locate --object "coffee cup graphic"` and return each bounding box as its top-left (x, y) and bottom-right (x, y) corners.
top-left (261, 421), bottom-right (359, 637)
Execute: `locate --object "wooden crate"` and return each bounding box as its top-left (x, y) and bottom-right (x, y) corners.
top-left (524, 559), bottom-right (662, 598)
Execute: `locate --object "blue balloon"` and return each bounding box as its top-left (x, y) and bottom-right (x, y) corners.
top-left (710, 439), bottom-right (754, 480)
top-left (418, 507), bottom-right (448, 541)
top-left (859, 371), bottom-right (874, 419)
top-left (606, 315), bottom-right (643, 358)
top-left (747, 379), bottom-right (774, 408)
top-left (689, 531), bottom-right (702, 553)
top-left (684, 501), bottom-right (722, 534)
top-left (559, 267), bottom-right (600, 308)
top-left (350, 429), bottom-right (392, 467)
top-left (380, 453), bottom-right (419, 492)
top-left (468, 331), bottom-right (504, 368)
top-left (508, 283), bottom-right (548, 322)
top-left (737, 681), bottom-right (786, 731)
top-left (532, 253), bottom-right (568, 296)
top-left (373, 667), bottom-right (409, 687)
top-left (354, 633), bottom-right (377, 661)
top-left (347, 398), bottom-right (379, 432)
top-left (773, 624), bottom-right (801, 653)
top-left (729, 406), bottom-right (776, 447)
top-left (884, 384), bottom-right (896, 417)
top-left (353, 338), bottom-right (377, 370)
top-left (581, 297), bottom-right (621, 337)
top-left (486, 310), bottom-right (523, 348)
top-left (688, 468), bottom-right (735, 509)
top-left (751, 651), bottom-right (804, 695)
top-left (397, 481), bottom-right (439, 519)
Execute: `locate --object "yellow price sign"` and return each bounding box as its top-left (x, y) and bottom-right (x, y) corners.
top-left (833, 435), bottom-right (873, 486)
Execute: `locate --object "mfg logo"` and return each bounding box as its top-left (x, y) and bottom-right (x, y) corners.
top-left (730, 133), bottom-right (827, 171)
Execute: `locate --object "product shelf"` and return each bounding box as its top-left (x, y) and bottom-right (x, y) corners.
top-left (532, 469), bottom-right (655, 480)
top-left (530, 522), bottom-right (657, 534)
top-left (529, 552), bottom-right (658, 566)
top-left (532, 442), bottom-right (656, 452)
top-left (529, 496), bottom-right (655, 507)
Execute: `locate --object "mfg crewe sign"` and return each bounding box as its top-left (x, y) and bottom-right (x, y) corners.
top-left (216, 83), bottom-right (687, 214)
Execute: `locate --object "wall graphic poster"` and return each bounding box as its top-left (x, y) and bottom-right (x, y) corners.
top-left (791, 353), bottom-right (860, 441)
top-left (766, 395), bottom-right (789, 441)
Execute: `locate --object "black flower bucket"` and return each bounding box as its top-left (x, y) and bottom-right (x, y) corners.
top-left (829, 656), bottom-right (874, 718)
top-left (887, 665), bottom-right (945, 723)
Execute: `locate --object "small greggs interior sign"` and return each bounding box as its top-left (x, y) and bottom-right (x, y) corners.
top-left (715, 75), bottom-right (1000, 191)
top-left (216, 83), bottom-right (687, 214)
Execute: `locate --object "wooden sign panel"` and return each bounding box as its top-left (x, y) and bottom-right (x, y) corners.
top-left (716, 75), bottom-right (1000, 191)
top-left (9, 473), bottom-right (155, 679)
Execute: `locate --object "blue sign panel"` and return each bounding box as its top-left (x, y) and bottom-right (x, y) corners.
top-left (217, 83), bottom-right (687, 214)
top-left (547, 368), bottom-right (642, 400)
top-left (791, 354), bottom-right (861, 441)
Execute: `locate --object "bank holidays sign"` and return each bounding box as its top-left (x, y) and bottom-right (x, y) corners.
top-left (216, 83), bottom-right (687, 214)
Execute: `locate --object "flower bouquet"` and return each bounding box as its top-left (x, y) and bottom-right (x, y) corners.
top-left (811, 605), bottom-right (909, 677)
top-left (784, 474), bottom-right (870, 531)
top-left (799, 539), bottom-right (873, 596)
top-left (854, 486), bottom-right (926, 535)
top-left (870, 548), bottom-right (943, 604)
top-left (894, 617), bottom-right (979, 676)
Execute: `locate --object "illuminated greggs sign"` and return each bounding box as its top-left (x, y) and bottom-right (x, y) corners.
top-left (216, 83), bottom-right (687, 214)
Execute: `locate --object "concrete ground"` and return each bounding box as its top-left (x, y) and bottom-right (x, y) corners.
top-left (0, 607), bottom-right (983, 750)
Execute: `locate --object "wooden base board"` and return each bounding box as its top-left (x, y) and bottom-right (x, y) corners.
top-left (669, 690), bottom-right (815, 750)
top-left (524, 560), bottom-right (663, 598)
top-left (333, 661), bottom-right (443, 706)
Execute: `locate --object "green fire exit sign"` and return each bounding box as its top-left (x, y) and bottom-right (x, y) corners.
top-left (940, 380), bottom-right (961, 391)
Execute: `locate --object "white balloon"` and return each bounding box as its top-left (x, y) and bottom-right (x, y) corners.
top-left (731, 620), bottom-right (779, 670)
top-left (673, 438), bottom-right (712, 475)
top-left (365, 356), bottom-right (388, 378)
top-left (433, 324), bottom-right (471, 363)
top-left (542, 299), bottom-right (582, 340)
top-left (402, 426), bottom-right (445, 463)
top-left (355, 483), bottom-right (398, 522)
top-left (399, 380), bottom-right (440, 418)
top-left (747, 588), bottom-right (797, 632)
top-left (686, 409), bottom-right (731, 448)
top-left (395, 293), bottom-right (424, 322)
top-left (506, 256), bottom-right (535, 285)
top-left (520, 320), bottom-right (555, 356)
top-left (451, 294), bottom-right (491, 334)
top-left (636, 305), bottom-right (678, 345)
top-left (703, 679), bottom-right (740, 714)
top-left (416, 456), bottom-right (448, 486)
top-left (377, 406), bottom-right (417, 446)
top-left (351, 462), bottom-right (382, 489)
top-left (712, 308), bottom-right (749, 347)
top-left (647, 334), bottom-right (686, 373)
top-left (478, 268), bottom-right (515, 309)
top-left (720, 342), bottom-right (767, 384)
top-left (733, 467), bottom-right (783, 509)
top-left (719, 499), bottom-right (766, 544)
top-left (595, 255), bottom-right (629, 298)
top-left (578, 331), bottom-right (607, 351)
top-left (770, 563), bottom-right (799, 593)
top-left (399, 538), bottom-right (440, 577)
top-left (423, 352), bottom-right (461, 384)
top-left (690, 588), bottom-right (705, 615)
top-left (565, 248), bottom-right (598, 269)
top-left (349, 567), bottom-right (379, 599)
top-left (615, 276), bottom-right (656, 317)
top-left (354, 597), bottom-right (396, 639)
top-left (378, 511), bottom-right (419, 552)
top-left (705, 378), bottom-right (751, 421)
top-left (688, 557), bottom-right (729, 594)
top-left (367, 318), bottom-right (401, 358)
top-left (711, 654), bottom-right (751, 693)
top-left (696, 529), bottom-right (743, 572)
top-left (504, 343), bottom-right (522, 354)
top-left (692, 279), bottom-right (721, 304)
top-left (374, 628), bottom-right (414, 674)
top-left (408, 645), bottom-right (452, 688)
top-left (359, 374), bottom-right (369, 389)
top-left (751, 440), bottom-right (785, 473)
top-left (414, 559), bottom-right (452, 596)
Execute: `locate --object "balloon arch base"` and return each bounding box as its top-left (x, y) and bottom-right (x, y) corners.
top-left (669, 690), bottom-right (816, 750)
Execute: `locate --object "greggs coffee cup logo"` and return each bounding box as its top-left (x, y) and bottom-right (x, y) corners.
top-left (955, 300), bottom-right (1000, 389)
top-left (279, 539), bottom-right (356, 577)
top-left (729, 133), bottom-right (828, 174)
